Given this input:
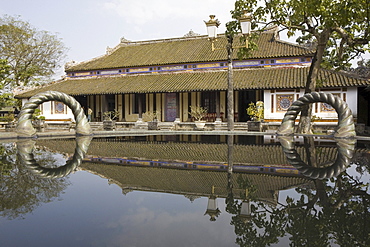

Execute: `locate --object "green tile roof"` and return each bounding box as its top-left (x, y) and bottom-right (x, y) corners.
top-left (66, 28), bottom-right (313, 72)
top-left (36, 139), bottom-right (339, 167)
top-left (16, 67), bottom-right (370, 98)
top-left (81, 162), bottom-right (310, 203)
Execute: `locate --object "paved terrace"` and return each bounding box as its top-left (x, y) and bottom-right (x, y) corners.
top-left (1, 123), bottom-right (370, 142)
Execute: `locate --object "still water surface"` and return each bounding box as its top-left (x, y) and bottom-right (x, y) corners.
top-left (0, 135), bottom-right (369, 247)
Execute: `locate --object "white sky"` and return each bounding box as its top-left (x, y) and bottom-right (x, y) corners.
top-left (0, 0), bottom-right (239, 64)
top-left (1, 0), bottom-right (368, 80)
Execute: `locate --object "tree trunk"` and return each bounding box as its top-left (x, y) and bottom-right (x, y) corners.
top-left (297, 30), bottom-right (330, 133)
top-left (227, 34), bottom-right (234, 131)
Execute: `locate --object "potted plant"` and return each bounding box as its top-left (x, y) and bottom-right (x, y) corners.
top-left (103, 110), bottom-right (120, 130)
top-left (32, 109), bottom-right (46, 132)
top-left (143, 110), bottom-right (160, 130)
top-left (246, 101), bottom-right (264, 131)
top-left (189, 105), bottom-right (208, 129)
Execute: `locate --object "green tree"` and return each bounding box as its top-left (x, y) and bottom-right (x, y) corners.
top-left (237, 0), bottom-right (370, 133)
top-left (225, 170), bottom-right (370, 246)
top-left (0, 58), bottom-right (15, 110)
top-left (0, 58), bottom-right (10, 89)
top-left (0, 142), bottom-right (70, 220)
top-left (0, 15), bottom-right (67, 88)
top-left (0, 93), bottom-right (18, 111)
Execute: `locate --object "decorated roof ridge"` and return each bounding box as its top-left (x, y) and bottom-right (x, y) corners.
top-left (47, 65), bottom-right (370, 84)
top-left (71, 63), bottom-right (312, 80)
top-left (111, 24), bottom-right (279, 47)
top-left (65, 26), bottom-right (314, 72)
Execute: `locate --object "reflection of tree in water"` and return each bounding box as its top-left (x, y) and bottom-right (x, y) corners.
top-left (226, 174), bottom-right (286, 246)
top-left (225, 146), bottom-right (370, 246)
top-left (0, 143), bottom-right (70, 220)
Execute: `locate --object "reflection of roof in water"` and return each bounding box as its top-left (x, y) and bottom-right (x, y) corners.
top-left (81, 162), bottom-right (312, 205)
top-left (36, 138), bottom-right (340, 166)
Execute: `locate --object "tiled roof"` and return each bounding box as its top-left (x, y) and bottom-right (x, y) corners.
top-left (82, 162), bottom-right (311, 203)
top-left (36, 139), bottom-right (339, 166)
top-left (66, 29), bottom-right (313, 72)
top-left (16, 67), bottom-right (370, 98)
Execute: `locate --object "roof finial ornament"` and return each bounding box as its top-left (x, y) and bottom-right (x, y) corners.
top-left (120, 36), bottom-right (131, 45)
top-left (64, 60), bottom-right (77, 70)
top-left (106, 46), bottom-right (113, 55)
top-left (184, 29), bottom-right (200, 37)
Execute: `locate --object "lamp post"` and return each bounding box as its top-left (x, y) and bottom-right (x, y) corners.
top-left (205, 11), bottom-right (252, 131)
top-left (204, 185), bottom-right (221, 221)
top-left (238, 189), bottom-right (252, 223)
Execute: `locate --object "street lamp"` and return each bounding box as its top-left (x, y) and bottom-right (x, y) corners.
top-left (238, 189), bottom-right (252, 223)
top-left (204, 15), bottom-right (221, 51)
top-left (239, 11), bottom-right (252, 36)
top-left (204, 185), bottom-right (221, 221)
top-left (205, 11), bottom-right (252, 131)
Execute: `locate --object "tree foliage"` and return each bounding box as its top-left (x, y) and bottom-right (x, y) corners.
top-left (0, 143), bottom-right (70, 220)
top-left (226, 170), bottom-right (370, 246)
top-left (0, 93), bottom-right (18, 111)
top-left (234, 0), bottom-right (370, 133)
top-left (0, 58), bottom-right (10, 89)
top-left (225, 135), bottom-right (370, 246)
top-left (240, 0), bottom-right (370, 70)
top-left (0, 15), bottom-right (67, 89)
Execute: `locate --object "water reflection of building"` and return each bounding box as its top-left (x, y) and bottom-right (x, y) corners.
top-left (81, 161), bottom-right (310, 206)
top-left (36, 138), bottom-right (344, 206)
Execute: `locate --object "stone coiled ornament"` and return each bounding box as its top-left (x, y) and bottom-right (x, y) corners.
top-left (16, 91), bottom-right (92, 137)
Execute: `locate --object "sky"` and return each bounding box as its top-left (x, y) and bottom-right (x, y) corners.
top-left (1, 0), bottom-right (368, 80)
top-left (0, 0), bottom-right (241, 78)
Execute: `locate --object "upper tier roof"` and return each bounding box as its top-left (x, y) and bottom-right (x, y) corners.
top-left (66, 27), bottom-right (314, 72)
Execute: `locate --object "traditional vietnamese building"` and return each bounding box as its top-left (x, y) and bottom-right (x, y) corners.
top-left (15, 26), bottom-right (370, 130)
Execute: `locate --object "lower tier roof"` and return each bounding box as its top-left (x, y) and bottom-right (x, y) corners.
top-left (16, 67), bottom-right (369, 98)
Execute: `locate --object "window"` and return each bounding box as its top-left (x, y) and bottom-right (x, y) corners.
top-left (201, 92), bottom-right (216, 113)
top-left (276, 94), bottom-right (294, 112)
top-left (132, 94), bottom-right (146, 114)
top-left (54, 102), bottom-right (66, 114)
top-left (184, 65), bottom-right (188, 69)
top-left (106, 94), bottom-right (115, 112)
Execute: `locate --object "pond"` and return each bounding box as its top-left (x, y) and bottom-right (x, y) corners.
top-left (0, 134), bottom-right (369, 247)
